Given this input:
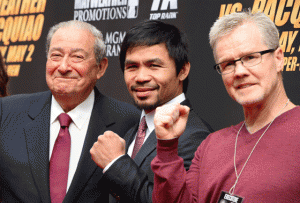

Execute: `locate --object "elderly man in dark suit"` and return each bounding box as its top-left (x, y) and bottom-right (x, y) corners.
top-left (0, 20), bottom-right (140, 203)
top-left (90, 20), bottom-right (213, 203)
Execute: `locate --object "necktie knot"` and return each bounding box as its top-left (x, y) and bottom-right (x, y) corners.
top-left (58, 113), bottom-right (72, 128)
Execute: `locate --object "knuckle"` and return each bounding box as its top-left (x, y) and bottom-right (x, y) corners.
top-left (97, 136), bottom-right (102, 142)
top-left (90, 148), bottom-right (94, 154)
top-left (165, 116), bottom-right (173, 123)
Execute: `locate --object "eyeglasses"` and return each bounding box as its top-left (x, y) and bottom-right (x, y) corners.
top-left (214, 49), bottom-right (276, 75)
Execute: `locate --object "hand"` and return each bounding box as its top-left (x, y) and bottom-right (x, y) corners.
top-left (90, 130), bottom-right (126, 169)
top-left (154, 103), bottom-right (190, 140)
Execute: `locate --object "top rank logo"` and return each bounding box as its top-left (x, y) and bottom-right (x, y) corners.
top-left (74, 0), bottom-right (139, 21)
top-left (150, 0), bottom-right (178, 20)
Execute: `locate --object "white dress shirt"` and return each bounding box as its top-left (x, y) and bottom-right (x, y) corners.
top-left (49, 90), bottom-right (95, 191)
top-left (104, 93), bottom-right (186, 172)
top-left (127, 93), bottom-right (186, 156)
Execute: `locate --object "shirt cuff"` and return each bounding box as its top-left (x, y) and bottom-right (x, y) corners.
top-left (103, 154), bottom-right (125, 173)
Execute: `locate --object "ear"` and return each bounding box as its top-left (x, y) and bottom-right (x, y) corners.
top-left (178, 62), bottom-right (191, 81)
top-left (96, 57), bottom-right (108, 79)
top-left (274, 47), bottom-right (284, 73)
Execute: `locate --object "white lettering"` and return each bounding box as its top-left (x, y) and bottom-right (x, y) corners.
top-left (90, 0), bottom-right (99, 8)
top-left (161, 12), bottom-right (177, 19)
top-left (151, 0), bottom-right (177, 11)
top-left (106, 44), bottom-right (121, 57)
top-left (151, 0), bottom-right (161, 11)
top-left (161, 0), bottom-right (177, 10)
top-left (149, 13), bottom-right (161, 20)
top-left (99, 0), bottom-right (110, 7)
top-left (224, 194), bottom-right (239, 203)
top-left (74, 0), bottom-right (83, 9)
top-left (112, 0), bottom-right (127, 6)
top-left (74, 7), bottom-right (127, 21)
top-left (105, 31), bottom-right (126, 44)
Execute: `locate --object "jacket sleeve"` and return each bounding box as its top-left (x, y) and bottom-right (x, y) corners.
top-left (102, 109), bottom-right (212, 203)
top-left (102, 128), bottom-right (209, 203)
top-left (102, 154), bottom-right (153, 203)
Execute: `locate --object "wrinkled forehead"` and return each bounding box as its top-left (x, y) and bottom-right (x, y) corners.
top-left (214, 23), bottom-right (264, 61)
top-left (50, 26), bottom-right (95, 51)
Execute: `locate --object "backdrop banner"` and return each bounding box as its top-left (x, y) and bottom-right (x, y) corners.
top-left (1, 0), bottom-right (299, 131)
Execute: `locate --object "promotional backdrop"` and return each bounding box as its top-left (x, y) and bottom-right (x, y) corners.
top-left (1, 0), bottom-right (299, 131)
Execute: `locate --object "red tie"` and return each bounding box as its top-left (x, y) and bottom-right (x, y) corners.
top-left (131, 116), bottom-right (147, 159)
top-left (49, 113), bottom-right (72, 203)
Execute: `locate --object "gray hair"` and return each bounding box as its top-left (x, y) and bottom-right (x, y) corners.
top-left (46, 20), bottom-right (106, 64)
top-left (209, 10), bottom-right (279, 60)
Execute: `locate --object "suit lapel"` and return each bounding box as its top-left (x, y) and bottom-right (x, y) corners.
top-left (124, 120), bottom-right (157, 167)
top-left (24, 91), bottom-right (52, 203)
top-left (124, 124), bottom-right (139, 152)
top-left (65, 89), bottom-right (114, 201)
top-left (132, 130), bottom-right (157, 167)
top-left (130, 99), bottom-right (191, 167)
top-left (181, 99), bottom-right (192, 109)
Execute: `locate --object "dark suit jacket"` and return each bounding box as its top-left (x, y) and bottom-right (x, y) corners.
top-left (103, 99), bottom-right (213, 203)
top-left (0, 88), bottom-right (140, 203)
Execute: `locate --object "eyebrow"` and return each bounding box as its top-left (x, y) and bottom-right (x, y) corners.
top-left (219, 50), bottom-right (261, 64)
top-left (125, 58), bottom-right (163, 65)
top-left (49, 47), bottom-right (63, 53)
top-left (147, 58), bottom-right (163, 64)
top-left (49, 47), bottom-right (88, 55)
top-left (124, 59), bottom-right (136, 66)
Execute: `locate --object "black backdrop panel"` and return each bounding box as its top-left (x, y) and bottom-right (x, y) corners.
top-left (1, 0), bottom-right (299, 131)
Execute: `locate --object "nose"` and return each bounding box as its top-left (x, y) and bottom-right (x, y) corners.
top-left (135, 67), bottom-right (151, 83)
top-left (58, 56), bottom-right (72, 74)
top-left (233, 61), bottom-right (249, 78)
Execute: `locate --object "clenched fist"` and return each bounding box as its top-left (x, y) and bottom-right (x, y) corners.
top-left (90, 130), bottom-right (126, 169)
top-left (154, 103), bottom-right (190, 140)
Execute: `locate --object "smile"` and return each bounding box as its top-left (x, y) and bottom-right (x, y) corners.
top-left (135, 89), bottom-right (156, 97)
top-left (131, 84), bottom-right (159, 92)
top-left (236, 83), bottom-right (254, 89)
top-left (55, 77), bottom-right (77, 80)
top-left (132, 86), bottom-right (159, 98)
top-left (134, 87), bottom-right (155, 92)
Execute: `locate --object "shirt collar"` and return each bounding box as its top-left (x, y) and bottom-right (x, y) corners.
top-left (141, 93), bottom-right (186, 133)
top-left (50, 90), bottom-right (95, 129)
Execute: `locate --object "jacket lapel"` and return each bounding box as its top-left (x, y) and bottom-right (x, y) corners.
top-left (181, 99), bottom-right (192, 109)
top-left (130, 99), bottom-right (191, 167)
top-left (64, 89), bottom-right (115, 201)
top-left (132, 130), bottom-right (157, 167)
top-left (24, 91), bottom-right (52, 203)
top-left (123, 117), bottom-right (157, 167)
top-left (124, 124), bottom-right (139, 152)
